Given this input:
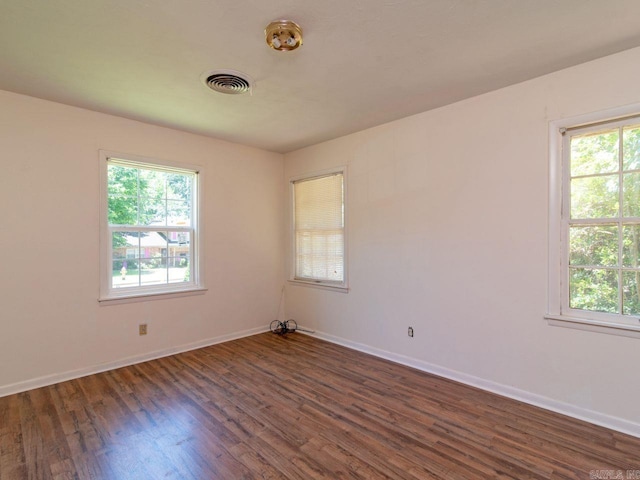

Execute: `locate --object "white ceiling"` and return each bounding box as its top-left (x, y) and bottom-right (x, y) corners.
top-left (3, 1), bottom-right (640, 153)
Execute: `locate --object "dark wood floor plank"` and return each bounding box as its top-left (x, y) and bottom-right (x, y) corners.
top-left (1, 332), bottom-right (639, 479)
top-left (17, 392), bottom-right (53, 480)
top-left (0, 394), bottom-right (26, 477)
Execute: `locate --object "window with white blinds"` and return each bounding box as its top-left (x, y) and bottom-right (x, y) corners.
top-left (292, 170), bottom-right (346, 288)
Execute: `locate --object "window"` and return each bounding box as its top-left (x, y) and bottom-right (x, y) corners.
top-left (291, 168), bottom-right (347, 290)
top-left (99, 151), bottom-right (203, 301)
top-left (548, 110), bottom-right (640, 334)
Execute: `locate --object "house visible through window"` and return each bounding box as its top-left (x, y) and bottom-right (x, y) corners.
top-left (291, 169), bottom-right (346, 289)
top-left (100, 152), bottom-right (202, 301)
top-left (561, 116), bottom-right (640, 326)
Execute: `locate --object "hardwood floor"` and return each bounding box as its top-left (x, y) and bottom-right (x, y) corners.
top-left (1, 332), bottom-right (638, 479)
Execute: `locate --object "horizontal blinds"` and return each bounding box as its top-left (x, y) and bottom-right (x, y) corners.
top-left (294, 174), bottom-right (344, 230)
top-left (294, 173), bottom-right (344, 282)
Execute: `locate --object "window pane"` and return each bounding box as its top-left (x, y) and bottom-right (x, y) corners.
top-left (296, 231), bottom-right (344, 281)
top-left (167, 173), bottom-right (192, 201)
top-left (112, 230), bottom-right (191, 287)
top-left (623, 225), bottom-right (640, 267)
top-left (167, 232), bottom-right (190, 284)
top-left (135, 231), bottom-right (168, 259)
top-left (569, 225), bottom-right (618, 266)
top-left (570, 174), bottom-right (618, 219)
top-left (108, 195), bottom-right (139, 225)
top-left (623, 125), bottom-right (640, 171)
top-left (112, 231), bottom-right (133, 254)
top-left (138, 197), bottom-right (165, 226)
top-left (569, 268), bottom-right (618, 313)
top-left (108, 165), bottom-right (140, 225)
top-left (168, 256), bottom-right (190, 284)
top-left (111, 231), bottom-right (140, 289)
top-left (623, 172), bottom-right (640, 217)
top-left (140, 258), bottom-right (168, 286)
top-left (166, 230), bottom-right (190, 246)
top-left (108, 165), bottom-right (138, 196)
top-left (570, 129), bottom-right (619, 177)
top-left (112, 232), bottom-right (137, 290)
top-left (112, 260), bottom-right (139, 288)
top-left (167, 200), bottom-right (191, 226)
top-left (139, 169), bottom-right (167, 198)
top-left (623, 270), bottom-right (640, 315)
top-left (109, 230), bottom-right (191, 289)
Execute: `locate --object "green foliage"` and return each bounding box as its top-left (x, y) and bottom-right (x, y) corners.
top-left (569, 225), bottom-right (617, 267)
top-left (570, 175), bottom-right (618, 219)
top-left (570, 268), bottom-right (617, 313)
top-left (570, 129), bottom-right (618, 176)
top-left (108, 163), bottom-right (193, 250)
top-left (107, 164), bottom-right (193, 228)
top-left (623, 125), bottom-right (640, 170)
top-left (108, 165), bottom-right (145, 225)
top-left (622, 271), bottom-right (640, 315)
top-left (569, 126), bottom-right (640, 315)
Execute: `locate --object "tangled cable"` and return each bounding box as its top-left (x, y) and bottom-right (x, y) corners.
top-left (270, 319), bottom-right (297, 335)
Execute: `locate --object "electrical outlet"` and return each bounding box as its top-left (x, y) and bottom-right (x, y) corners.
top-left (139, 324), bottom-right (148, 336)
top-left (408, 326), bottom-right (414, 337)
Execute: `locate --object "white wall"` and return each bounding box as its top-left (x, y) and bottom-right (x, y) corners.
top-left (284, 47), bottom-right (640, 434)
top-left (3, 46), bottom-right (640, 436)
top-left (0, 90), bottom-right (284, 394)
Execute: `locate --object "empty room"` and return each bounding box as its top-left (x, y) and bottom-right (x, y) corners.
top-left (2, 1), bottom-right (640, 478)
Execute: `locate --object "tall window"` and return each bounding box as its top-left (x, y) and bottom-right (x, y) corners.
top-left (100, 152), bottom-right (202, 301)
top-left (560, 116), bottom-right (640, 327)
top-left (291, 169), bottom-right (346, 289)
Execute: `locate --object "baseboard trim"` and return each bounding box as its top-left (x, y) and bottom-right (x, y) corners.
top-left (303, 328), bottom-right (640, 439)
top-left (0, 326), bottom-right (268, 398)
top-left (5, 325), bottom-right (638, 439)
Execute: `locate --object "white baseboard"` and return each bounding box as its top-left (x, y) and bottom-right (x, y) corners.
top-left (4, 324), bottom-right (638, 439)
top-left (303, 328), bottom-right (640, 439)
top-left (0, 325), bottom-right (268, 398)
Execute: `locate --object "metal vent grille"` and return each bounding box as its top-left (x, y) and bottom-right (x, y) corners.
top-left (204, 72), bottom-right (252, 95)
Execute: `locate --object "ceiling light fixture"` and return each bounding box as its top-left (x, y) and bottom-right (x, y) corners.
top-left (265, 20), bottom-right (303, 51)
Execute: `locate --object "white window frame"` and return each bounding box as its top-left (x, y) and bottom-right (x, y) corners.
top-left (289, 166), bottom-right (348, 292)
top-left (99, 150), bottom-right (205, 303)
top-left (547, 104), bottom-right (640, 338)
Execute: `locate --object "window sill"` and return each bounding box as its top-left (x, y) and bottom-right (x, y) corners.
top-left (288, 279), bottom-right (349, 293)
top-left (544, 314), bottom-right (640, 339)
top-left (99, 287), bottom-right (207, 305)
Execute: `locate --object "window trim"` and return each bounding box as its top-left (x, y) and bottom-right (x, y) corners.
top-left (547, 104), bottom-right (640, 336)
top-left (98, 150), bottom-right (205, 303)
top-left (289, 166), bottom-right (348, 292)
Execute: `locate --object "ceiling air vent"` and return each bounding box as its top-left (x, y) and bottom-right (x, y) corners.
top-left (202, 70), bottom-right (253, 95)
